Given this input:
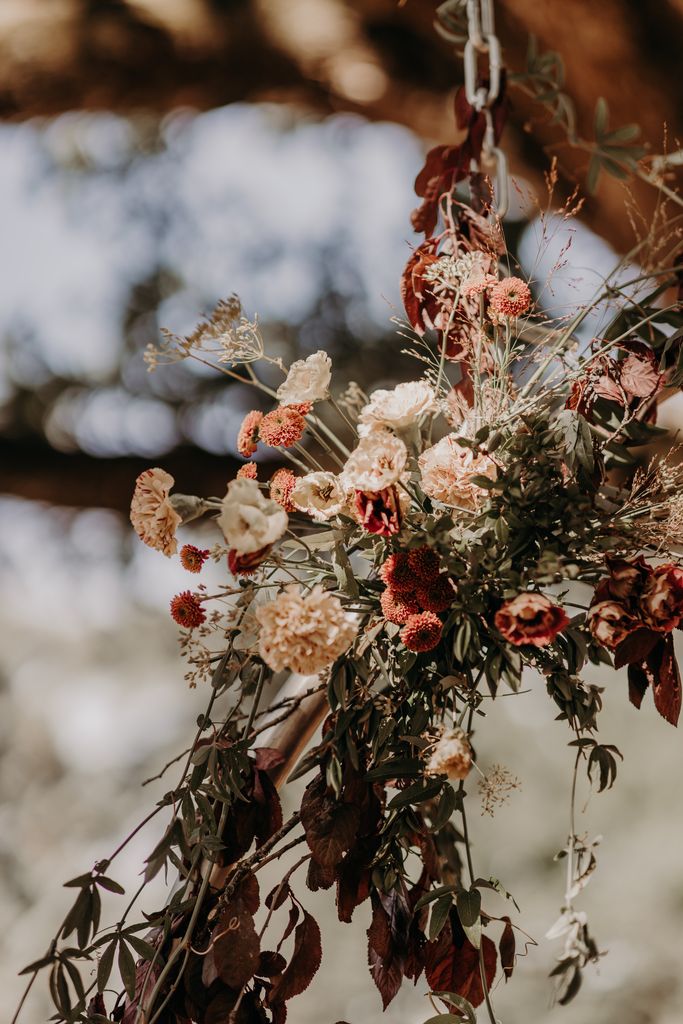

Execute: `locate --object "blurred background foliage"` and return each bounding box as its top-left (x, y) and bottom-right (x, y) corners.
top-left (1, 1), bottom-right (683, 1022)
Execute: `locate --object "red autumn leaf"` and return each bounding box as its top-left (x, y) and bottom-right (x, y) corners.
top-left (367, 898), bottom-right (405, 1008)
top-left (300, 777), bottom-right (361, 868)
top-left (269, 909), bottom-right (322, 1004)
top-left (499, 917), bottom-right (516, 980)
top-left (651, 634), bottom-right (682, 727)
top-left (257, 950), bottom-right (287, 978)
top-left (627, 661), bottom-right (650, 710)
top-left (253, 768), bottom-right (283, 847)
top-left (210, 893), bottom-right (261, 990)
top-left (254, 747), bottom-right (286, 772)
top-left (425, 910), bottom-right (497, 1009)
top-left (614, 626), bottom-right (660, 669)
top-left (307, 858), bottom-right (336, 892)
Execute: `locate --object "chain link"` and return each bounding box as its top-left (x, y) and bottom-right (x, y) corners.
top-left (463, 0), bottom-right (509, 217)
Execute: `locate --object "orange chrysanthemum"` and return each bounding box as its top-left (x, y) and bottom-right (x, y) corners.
top-left (379, 552), bottom-right (414, 594)
top-left (237, 411), bottom-right (263, 458)
top-left (170, 591), bottom-right (206, 629)
top-left (489, 277), bottom-right (531, 318)
top-left (269, 468), bottom-right (297, 512)
top-left (284, 401), bottom-right (312, 416)
top-left (237, 462), bottom-right (258, 480)
top-left (408, 546), bottom-right (441, 583)
top-left (179, 544), bottom-right (210, 573)
top-left (416, 575), bottom-right (455, 614)
top-left (380, 587), bottom-right (421, 625)
top-left (258, 407), bottom-right (306, 448)
top-left (400, 611), bottom-right (442, 652)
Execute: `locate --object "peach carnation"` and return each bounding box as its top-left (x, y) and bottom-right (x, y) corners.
top-left (418, 435), bottom-right (496, 510)
top-left (255, 585), bottom-right (356, 674)
top-left (400, 611), bottom-right (442, 652)
top-left (237, 463), bottom-right (258, 480)
top-left (269, 468), bottom-right (297, 512)
top-left (426, 728), bottom-right (473, 780)
top-left (342, 430), bottom-right (407, 492)
top-left (237, 411), bottom-right (263, 458)
top-left (180, 544), bottom-right (209, 573)
top-left (489, 277), bottom-right (531, 318)
top-left (495, 592), bottom-right (569, 647)
top-left (380, 587), bottom-right (421, 625)
top-left (130, 467), bottom-right (182, 557)
top-left (170, 591), bottom-right (206, 629)
top-left (258, 406), bottom-right (306, 448)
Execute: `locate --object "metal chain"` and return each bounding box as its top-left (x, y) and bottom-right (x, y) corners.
top-left (463, 0), bottom-right (509, 217)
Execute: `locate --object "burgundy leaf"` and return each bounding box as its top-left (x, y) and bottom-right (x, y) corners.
top-left (499, 917), bottom-right (515, 980)
top-left (614, 627), bottom-right (660, 669)
top-left (300, 777), bottom-right (361, 868)
top-left (253, 768), bottom-right (283, 848)
top-left (307, 858), bottom-right (336, 892)
top-left (254, 747), bottom-right (286, 772)
top-left (651, 634), bottom-right (682, 726)
top-left (425, 910), bottom-right (497, 1009)
top-left (269, 910), bottom-right (322, 1004)
top-left (627, 662), bottom-right (650, 710)
top-left (257, 950), bottom-right (287, 978)
top-left (211, 895), bottom-right (260, 990)
top-left (367, 898), bottom-right (405, 1009)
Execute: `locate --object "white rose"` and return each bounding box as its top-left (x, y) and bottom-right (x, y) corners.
top-left (341, 430), bottom-right (408, 493)
top-left (290, 471), bottom-right (350, 521)
top-left (218, 478), bottom-right (288, 554)
top-left (358, 380), bottom-right (437, 434)
top-left (276, 351), bottom-right (332, 405)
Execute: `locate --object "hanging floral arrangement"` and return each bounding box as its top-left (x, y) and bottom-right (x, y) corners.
top-left (14, 3), bottom-right (683, 1023)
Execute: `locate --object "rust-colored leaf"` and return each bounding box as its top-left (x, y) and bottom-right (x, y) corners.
top-left (499, 916), bottom-right (515, 980)
top-left (300, 777), bottom-right (360, 868)
top-left (652, 634), bottom-right (681, 726)
top-left (269, 909), bottom-right (322, 1004)
top-left (212, 893), bottom-right (260, 990)
top-left (425, 910), bottom-right (497, 1009)
top-left (367, 898), bottom-right (405, 1009)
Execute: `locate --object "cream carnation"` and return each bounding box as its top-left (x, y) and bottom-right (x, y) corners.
top-left (290, 471), bottom-right (350, 521)
top-left (276, 351), bottom-right (332, 405)
top-left (255, 585), bottom-right (356, 674)
top-left (130, 467), bottom-right (182, 557)
top-left (342, 430), bottom-right (408, 492)
top-left (426, 728), bottom-right (473, 780)
top-left (218, 477), bottom-right (288, 555)
top-left (358, 380), bottom-right (437, 434)
top-left (418, 434), bottom-right (496, 509)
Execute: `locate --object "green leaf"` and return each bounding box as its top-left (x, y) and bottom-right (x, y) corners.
top-left (430, 784), bottom-right (457, 831)
top-left (126, 933), bottom-right (159, 963)
top-left (430, 991), bottom-right (478, 1024)
top-left (586, 154), bottom-right (602, 194)
top-left (118, 939), bottom-right (137, 1001)
top-left (94, 875), bottom-right (125, 895)
top-left (414, 884), bottom-right (457, 910)
top-left (97, 939), bottom-right (117, 993)
top-left (594, 96), bottom-right (609, 138)
top-left (456, 888), bottom-right (481, 927)
top-left (429, 896), bottom-right (452, 941)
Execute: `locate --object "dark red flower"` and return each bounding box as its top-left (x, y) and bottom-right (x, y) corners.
top-left (227, 546), bottom-right (271, 575)
top-left (380, 587), bottom-right (421, 625)
top-left (416, 575), bottom-right (455, 614)
top-left (400, 611), bottom-right (442, 652)
top-left (355, 487), bottom-right (402, 537)
top-left (179, 544), bottom-right (210, 574)
top-left (379, 552), bottom-right (414, 593)
top-left (640, 564), bottom-right (683, 633)
top-left (170, 591), bottom-right (206, 629)
top-left (494, 593), bottom-right (568, 648)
